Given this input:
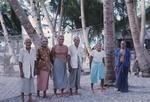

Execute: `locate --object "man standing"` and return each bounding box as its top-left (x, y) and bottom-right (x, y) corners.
top-left (36, 37), bottom-right (52, 97)
top-left (51, 35), bottom-right (68, 96)
top-left (68, 36), bottom-right (84, 95)
top-left (115, 40), bottom-right (131, 92)
top-left (19, 38), bottom-right (36, 102)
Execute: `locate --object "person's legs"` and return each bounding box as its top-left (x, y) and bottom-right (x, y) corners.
top-left (28, 93), bottom-right (32, 102)
top-left (60, 88), bottom-right (64, 96)
top-left (75, 85), bottom-right (79, 95)
top-left (121, 67), bottom-right (129, 92)
top-left (43, 91), bottom-right (47, 98)
top-left (28, 78), bottom-right (35, 101)
top-left (37, 73), bottom-right (41, 97)
top-left (69, 68), bottom-right (74, 95)
top-left (37, 90), bottom-right (40, 97)
top-left (21, 92), bottom-right (24, 102)
top-left (91, 83), bottom-right (94, 93)
top-left (75, 68), bottom-right (80, 95)
top-left (100, 79), bottom-right (104, 92)
top-left (70, 88), bottom-right (73, 95)
top-left (54, 88), bottom-right (57, 95)
top-left (115, 64), bottom-right (122, 91)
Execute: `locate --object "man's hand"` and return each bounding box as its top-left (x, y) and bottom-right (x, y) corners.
top-left (30, 74), bottom-right (32, 79)
top-left (19, 62), bottom-right (24, 78)
top-left (68, 64), bottom-right (72, 73)
top-left (128, 68), bottom-right (131, 74)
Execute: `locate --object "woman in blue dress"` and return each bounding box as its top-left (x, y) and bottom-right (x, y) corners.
top-left (90, 43), bottom-right (105, 93)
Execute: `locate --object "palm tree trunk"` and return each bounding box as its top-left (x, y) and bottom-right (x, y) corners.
top-left (139, 0), bottom-right (150, 77)
top-left (103, 0), bottom-right (115, 85)
top-left (0, 11), bottom-right (16, 73)
top-left (40, 0), bottom-right (55, 46)
top-left (8, 0), bottom-right (41, 48)
top-left (125, 0), bottom-right (150, 76)
top-left (80, 0), bottom-right (91, 54)
top-left (30, 0), bottom-right (44, 38)
top-left (57, 0), bottom-right (64, 35)
top-left (140, 0), bottom-right (145, 47)
top-left (53, 5), bottom-right (59, 31)
top-left (0, 12), bottom-right (14, 57)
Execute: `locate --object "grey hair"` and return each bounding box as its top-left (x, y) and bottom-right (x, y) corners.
top-left (73, 36), bottom-right (80, 40)
top-left (57, 35), bottom-right (64, 39)
top-left (41, 37), bottom-right (48, 41)
top-left (24, 38), bottom-right (31, 43)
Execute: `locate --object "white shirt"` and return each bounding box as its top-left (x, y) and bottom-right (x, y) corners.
top-left (91, 50), bottom-right (105, 63)
top-left (19, 48), bottom-right (36, 78)
top-left (68, 45), bottom-right (84, 69)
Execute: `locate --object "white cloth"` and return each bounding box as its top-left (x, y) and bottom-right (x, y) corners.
top-left (21, 78), bottom-right (35, 94)
top-left (68, 45), bottom-right (84, 69)
top-left (19, 48), bottom-right (36, 78)
top-left (90, 50), bottom-right (105, 63)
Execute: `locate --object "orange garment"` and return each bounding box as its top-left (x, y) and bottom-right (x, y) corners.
top-left (37, 47), bottom-right (51, 72)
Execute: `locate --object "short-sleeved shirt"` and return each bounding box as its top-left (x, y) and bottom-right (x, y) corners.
top-left (68, 45), bottom-right (84, 69)
top-left (19, 48), bottom-right (36, 78)
top-left (90, 50), bottom-right (105, 63)
top-left (37, 47), bottom-right (51, 71)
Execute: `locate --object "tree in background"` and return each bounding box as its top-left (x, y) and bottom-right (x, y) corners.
top-left (80, 0), bottom-right (91, 53)
top-left (125, 0), bottom-right (150, 77)
top-left (9, 0), bottom-right (41, 48)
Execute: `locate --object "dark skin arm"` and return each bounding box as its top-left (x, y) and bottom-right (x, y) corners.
top-left (67, 54), bottom-right (72, 72)
top-left (50, 46), bottom-right (55, 65)
top-left (128, 62), bottom-right (131, 74)
top-left (34, 60), bottom-right (37, 76)
top-left (19, 62), bottom-right (24, 78)
top-left (49, 49), bottom-right (52, 75)
top-left (89, 56), bottom-right (93, 70)
top-left (36, 49), bottom-right (40, 75)
top-left (102, 57), bottom-right (105, 66)
top-left (127, 49), bottom-right (131, 73)
top-left (128, 57), bottom-right (131, 74)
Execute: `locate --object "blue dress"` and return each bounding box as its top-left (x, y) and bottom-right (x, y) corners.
top-left (115, 48), bottom-right (130, 92)
top-left (90, 61), bottom-right (105, 84)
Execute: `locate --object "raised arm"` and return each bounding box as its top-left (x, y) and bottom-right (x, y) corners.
top-left (89, 55), bottom-right (93, 70)
top-left (18, 50), bottom-right (24, 78)
top-left (67, 46), bottom-right (72, 72)
top-left (50, 46), bottom-right (55, 65)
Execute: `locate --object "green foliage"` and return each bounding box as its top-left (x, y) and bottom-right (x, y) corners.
top-left (10, 8), bottom-right (21, 34)
top-left (114, 0), bottom-right (128, 32)
top-left (146, 7), bottom-right (150, 24)
top-left (49, 0), bottom-right (103, 33)
top-left (0, 1), bottom-right (21, 36)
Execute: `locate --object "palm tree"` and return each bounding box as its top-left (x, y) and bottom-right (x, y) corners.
top-left (80, 0), bottom-right (91, 53)
top-left (8, 0), bottom-right (41, 48)
top-left (0, 0), bottom-right (22, 73)
top-left (40, 0), bottom-right (58, 45)
top-left (57, 0), bottom-right (64, 35)
top-left (50, 0), bottom-right (103, 41)
top-left (0, 11), bottom-right (16, 73)
top-left (30, 0), bottom-right (44, 38)
top-left (103, 0), bottom-right (115, 85)
top-left (140, 0), bottom-right (146, 47)
top-left (125, 0), bottom-right (150, 77)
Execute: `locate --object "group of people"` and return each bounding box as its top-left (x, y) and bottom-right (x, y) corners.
top-left (19, 35), bottom-right (85, 102)
top-left (19, 35), bottom-right (131, 102)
